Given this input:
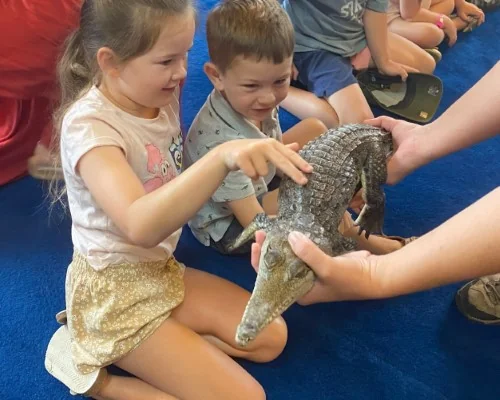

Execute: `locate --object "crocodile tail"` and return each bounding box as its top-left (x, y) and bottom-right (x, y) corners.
top-left (227, 213), bottom-right (273, 251)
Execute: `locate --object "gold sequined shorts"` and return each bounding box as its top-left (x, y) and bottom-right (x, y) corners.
top-left (65, 252), bottom-right (185, 374)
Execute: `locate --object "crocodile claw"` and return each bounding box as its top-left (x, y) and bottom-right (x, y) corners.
top-left (354, 204), bottom-right (384, 238)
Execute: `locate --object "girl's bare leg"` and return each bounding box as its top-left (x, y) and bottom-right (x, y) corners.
top-left (388, 18), bottom-right (445, 48)
top-left (94, 375), bottom-right (178, 400)
top-left (93, 267), bottom-right (287, 399)
top-left (372, 32), bottom-right (436, 74)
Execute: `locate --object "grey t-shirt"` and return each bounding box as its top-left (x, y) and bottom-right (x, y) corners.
top-left (183, 90), bottom-right (283, 246)
top-left (283, 0), bottom-right (388, 57)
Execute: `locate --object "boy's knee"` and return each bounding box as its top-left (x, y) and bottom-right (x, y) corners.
top-left (338, 107), bottom-right (373, 125)
top-left (306, 103), bottom-right (340, 129)
top-left (303, 117), bottom-right (328, 134)
top-left (252, 316), bottom-right (288, 363)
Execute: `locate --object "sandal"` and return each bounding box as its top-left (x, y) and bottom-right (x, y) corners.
top-left (45, 325), bottom-right (108, 397)
top-left (424, 47), bottom-right (442, 63)
top-left (55, 310), bottom-right (68, 325)
top-left (384, 235), bottom-right (419, 247)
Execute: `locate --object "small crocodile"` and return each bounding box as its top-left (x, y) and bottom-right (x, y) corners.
top-left (228, 124), bottom-right (393, 347)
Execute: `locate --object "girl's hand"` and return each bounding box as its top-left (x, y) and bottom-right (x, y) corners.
top-left (457, 2), bottom-right (485, 25)
top-left (443, 16), bottom-right (458, 46)
top-left (218, 139), bottom-right (312, 185)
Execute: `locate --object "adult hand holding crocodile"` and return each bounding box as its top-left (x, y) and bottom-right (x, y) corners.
top-left (251, 62), bottom-right (500, 309)
top-left (368, 61), bottom-right (500, 185)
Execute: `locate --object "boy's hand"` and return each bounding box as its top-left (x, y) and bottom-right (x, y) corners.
top-left (377, 60), bottom-right (418, 81)
top-left (219, 139), bottom-right (312, 185)
top-left (456, 2), bottom-right (485, 24)
top-left (291, 64), bottom-right (299, 81)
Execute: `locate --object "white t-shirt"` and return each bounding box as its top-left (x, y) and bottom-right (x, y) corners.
top-left (61, 86), bottom-right (183, 270)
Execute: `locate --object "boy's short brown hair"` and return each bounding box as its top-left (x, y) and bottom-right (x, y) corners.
top-left (206, 0), bottom-right (295, 73)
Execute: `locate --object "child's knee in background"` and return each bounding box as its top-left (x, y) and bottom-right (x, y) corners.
top-left (302, 117), bottom-right (328, 134)
top-left (419, 24), bottom-right (446, 48)
top-left (334, 98), bottom-right (373, 125)
top-left (417, 50), bottom-right (437, 74)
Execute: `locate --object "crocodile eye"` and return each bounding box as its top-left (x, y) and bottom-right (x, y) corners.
top-left (264, 249), bottom-right (282, 267)
top-left (289, 259), bottom-right (308, 279)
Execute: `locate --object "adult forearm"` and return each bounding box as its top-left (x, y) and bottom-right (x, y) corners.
top-left (379, 187), bottom-right (500, 297)
top-left (416, 62), bottom-right (500, 166)
top-left (363, 10), bottom-right (390, 66)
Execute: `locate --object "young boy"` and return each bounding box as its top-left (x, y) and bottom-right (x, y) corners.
top-left (279, 0), bottom-right (438, 128)
top-left (184, 0), bottom-right (411, 256)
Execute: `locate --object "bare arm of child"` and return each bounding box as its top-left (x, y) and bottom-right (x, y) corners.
top-left (398, 0), bottom-right (423, 19)
top-left (397, 6), bottom-right (457, 45)
top-left (363, 9), bottom-right (418, 79)
top-left (77, 139), bottom-right (312, 248)
top-left (229, 196), bottom-right (266, 228)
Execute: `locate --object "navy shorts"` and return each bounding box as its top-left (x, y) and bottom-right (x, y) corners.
top-left (293, 50), bottom-right (358, 98)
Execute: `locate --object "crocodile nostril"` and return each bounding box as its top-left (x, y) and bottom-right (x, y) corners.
top-left (242, 322), bottom-right (257, 333)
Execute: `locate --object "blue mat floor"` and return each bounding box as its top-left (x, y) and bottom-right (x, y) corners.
top-left (1, 3), bottom-right (499, 399)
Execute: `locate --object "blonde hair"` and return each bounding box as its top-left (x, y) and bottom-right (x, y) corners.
top-left (206, 0), bottom-right (294, 73)
top-left (49, 0), bottom-right (194, 203)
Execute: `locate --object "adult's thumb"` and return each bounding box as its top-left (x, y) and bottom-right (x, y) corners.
top-left (288, 231), bottom-right (329, 276)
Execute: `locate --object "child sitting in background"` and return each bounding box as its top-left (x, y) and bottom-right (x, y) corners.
top-left (184, 0), bottom-right (412, 258)
top-left (278, 0), bottom-right (437, 129)
top-left (387, 0), bottom-right (485, 59)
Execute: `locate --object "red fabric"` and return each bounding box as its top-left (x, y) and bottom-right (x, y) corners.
top-left (0, 0), bottom-right (81, 185)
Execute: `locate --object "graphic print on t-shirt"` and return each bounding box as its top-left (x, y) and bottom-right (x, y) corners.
top-left (144, 143), bottom-right (177, 193)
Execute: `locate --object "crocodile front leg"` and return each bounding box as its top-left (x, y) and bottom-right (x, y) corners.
top-left (227, 213), bottom-right (274, 252)
top-left (354, 144), bottom-right (388, 238)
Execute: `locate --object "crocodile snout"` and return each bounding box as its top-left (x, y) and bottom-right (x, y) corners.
top-left (235, 321), bottom-right (258, 347)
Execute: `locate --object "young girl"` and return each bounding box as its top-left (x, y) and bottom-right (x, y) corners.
top-left (386, 0), bottom-right (485, 55)
top-left (43, 1), bottom-right (314, 399)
